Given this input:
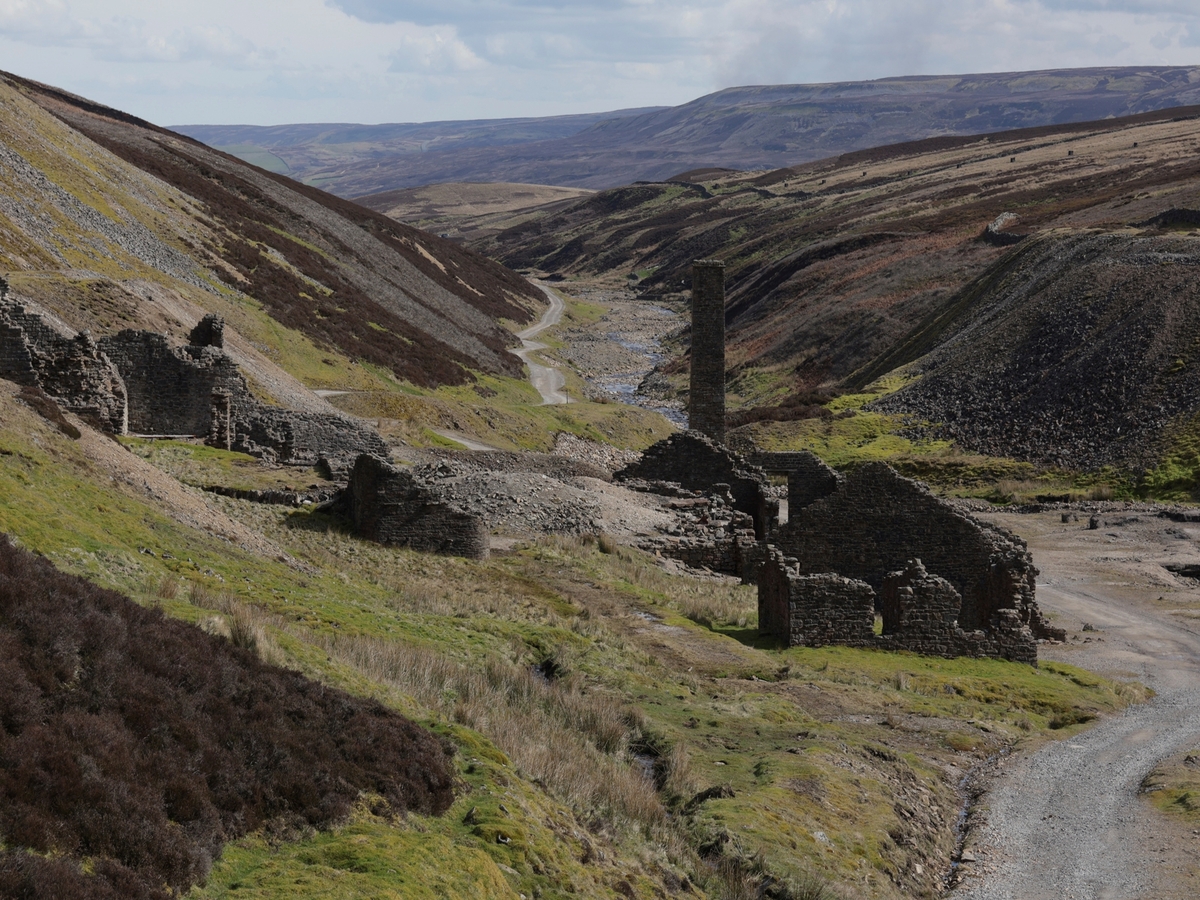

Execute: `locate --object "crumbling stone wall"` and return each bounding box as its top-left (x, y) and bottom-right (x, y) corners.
top-left (634, 486), bottom-right (759, 576)
top-left (100, 319), bottom-right (386, 469)
top-left (774, 461), bottom-right (1059, 639)
top-left (748, 450), bottom-right (841, 515)
top-left (233, 406), bottom-right (388, 471)
top-left (0, 298), bottom-right (127, 433)
top-left (2, 300), bottom-right (385, 468)
top-left (346, 454), bottom-right (489, 559)
top-left (689, 260), bottom-right (726, 443)
top-left (758, 550), bottom-right (876, 648)
top-left (616, 430), bottom-right (770, 536)
top-left (757, 553), bottom-right (1039, 663)
top-left (98, 330), bottom-right (246, 436)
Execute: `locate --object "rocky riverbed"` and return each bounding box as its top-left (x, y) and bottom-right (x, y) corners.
top-left (557, 286), bottom-right (687, 426)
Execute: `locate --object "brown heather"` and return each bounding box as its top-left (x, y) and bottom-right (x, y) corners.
top-left (0, 536), bottom-right (455, 900)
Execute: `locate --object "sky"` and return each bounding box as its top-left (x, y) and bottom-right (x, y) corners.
top-left (1, 1), bottom-right (1199, 126)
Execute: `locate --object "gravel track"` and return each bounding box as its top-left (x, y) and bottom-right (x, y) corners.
top-left (957, 512), bottom-right (1200, 899)
top-left (515, 282), bottom-right (568, 405)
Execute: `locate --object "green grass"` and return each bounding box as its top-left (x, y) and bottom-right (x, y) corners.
top-left (733, 373), bottom-right (1131, 501)
top-left (120, 438), bottom-right (335, 492)
top-left (0, 388), bottom-right (1147, 900)
top-left (1139, 410), bottom-right (1200, 501)
top-left (1141, 749), bottom-right (1200, 825)
top-left (216, 144), bottom-right (292, 175)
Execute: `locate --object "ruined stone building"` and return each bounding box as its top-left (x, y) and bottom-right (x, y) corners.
top-left (621, 426), bottom-right (1059, 662)
top-left (615, 429), bottom-right (773, 538)
top-left (758, 457), bottom-right (1063, 663)
top-left (1, 298), bottom-right (385, 471)
top-left (0, 297), bottom-right (127, 433)
top-left (771, 457), bottom-right (1056, 636)
top-left (345, 454), bottom-right (489, 559)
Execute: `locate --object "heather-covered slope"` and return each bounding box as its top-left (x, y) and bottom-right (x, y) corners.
top-left (177, 66), bottom-right (1200, 193)
top-left (0, 535), bottom-right (453, 900)
top-left (0, 71), bottom-right (540, 392)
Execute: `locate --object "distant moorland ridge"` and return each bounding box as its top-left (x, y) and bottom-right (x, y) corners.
top-left (177, 66), bottom-right (1200, 193)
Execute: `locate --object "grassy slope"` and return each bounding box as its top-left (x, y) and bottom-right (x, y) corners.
top-left (0, 388), bottom-right (1144, 900)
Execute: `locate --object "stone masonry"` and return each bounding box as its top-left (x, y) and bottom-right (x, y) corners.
top-left (98, 329), bottom-right (246, 436)
top-left (0, 297), bottom-right (385, 470)
top-left (748, 450), bottom-right (841, 518)
top-left (346, 454), bottom-right (489, 559)
top-left (634, 485), bottom-right (759, 576)
top-left (689, 260), bottom-right (726, 443)
top-left (616, 429), bottom-right (772, 537)
top-left (757, 552), bottom-right (1038, 663)
top-left (0, 297), bottom-right (127, 433)
top-left (773, 461), bottom-right (1061, 640)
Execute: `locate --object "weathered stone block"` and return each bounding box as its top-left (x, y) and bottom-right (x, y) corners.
top-left (347, 454), bottom-right (489, 559)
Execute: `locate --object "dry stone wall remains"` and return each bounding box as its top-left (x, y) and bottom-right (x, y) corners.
top-left (98, 329), bottom-right (245, 436)
top-left (748, 450), bottom-right (841, 517)
top-left (757, 553), bottom-right (1039, 663)
top-left (346, 454), bottom-right (489, 559)
top-left (616, 430), bottom-right (771, 536)
top-left (0, 298), bottom-right (385, 470)
top-left (634, 486), bottom-right (758, 575)
top-left (616, 432), bottom-right (1055, 661)
top-left (773, 461), bottom-right (1061, 640)
top-left (0, 297), bottom-right (127, 433)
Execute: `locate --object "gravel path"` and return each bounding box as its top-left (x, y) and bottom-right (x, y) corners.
top-left (957, 511), bottom-right (1200, 899)
top-left (515, 281), bottom-right (568, 405)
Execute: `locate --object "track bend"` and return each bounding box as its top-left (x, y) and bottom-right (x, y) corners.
top-left (515, 282), bottom-right (568, 405)
top-left (957, 512), bottom-right (1200, 900)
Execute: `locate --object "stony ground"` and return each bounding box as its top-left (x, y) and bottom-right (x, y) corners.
top-left (556, 285), bottom-right (686, 423)
top-left (956, 506), bottom-right (1200, 898)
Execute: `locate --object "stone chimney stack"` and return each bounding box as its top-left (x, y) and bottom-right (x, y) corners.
top-left (689, 259), bottom-right (726, 443)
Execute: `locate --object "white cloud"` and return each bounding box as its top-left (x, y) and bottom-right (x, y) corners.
top-left (1, 1), bottom-right (1199, 124)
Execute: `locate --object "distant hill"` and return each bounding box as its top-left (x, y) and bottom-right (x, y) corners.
top-left (0, 71), bottom-right (542, 393)
top-left (175, 67), bottom-right (1200, 194)
top-left (355, 182), bottom-right (594, 242)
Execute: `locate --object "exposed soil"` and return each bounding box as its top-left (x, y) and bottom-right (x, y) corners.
top-left (955, 506), bottom-right (1200, 898)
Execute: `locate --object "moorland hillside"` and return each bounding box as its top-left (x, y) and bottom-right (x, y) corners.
top-left (0, 71), bottom-right (541, 394)
top-left (177, 66), bottom-right (1200, 194)
top-left (0, 71), bottom-right (1172, 900)
top-left (473, 103), bottom-right (1200, 481)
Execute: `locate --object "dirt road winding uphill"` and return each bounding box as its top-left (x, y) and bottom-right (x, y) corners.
top-left (958, 511), bottom-right (1200, 899)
